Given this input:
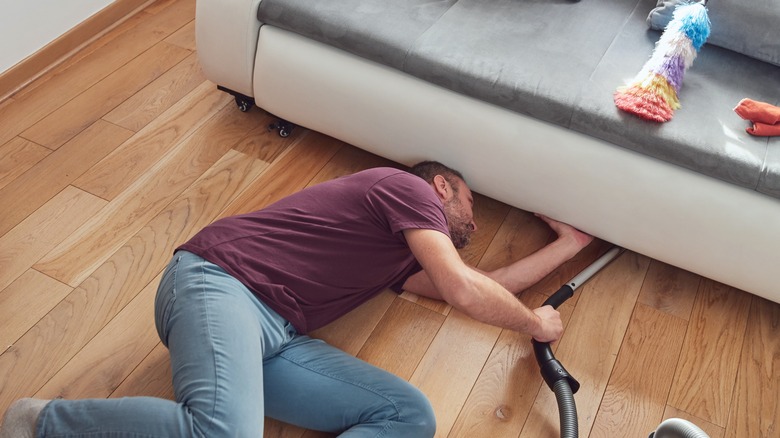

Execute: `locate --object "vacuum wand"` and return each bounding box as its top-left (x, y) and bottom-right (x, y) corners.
top-left (533, 246), bottom-right (623, 391)
top-left (531, 246), bottom-right (624, 438)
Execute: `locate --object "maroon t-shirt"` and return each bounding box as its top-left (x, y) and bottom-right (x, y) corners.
top-left (177, 167), bottom-right (450, 333)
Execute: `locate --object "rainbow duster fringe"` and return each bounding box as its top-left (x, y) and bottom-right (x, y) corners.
top-left (614, 2), bottom-right (711, 122)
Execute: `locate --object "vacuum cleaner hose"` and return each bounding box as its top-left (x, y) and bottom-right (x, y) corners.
top-left (552, 379), bottom-right (578, 438)
top-left (649, 418), bottom-right (710, 438)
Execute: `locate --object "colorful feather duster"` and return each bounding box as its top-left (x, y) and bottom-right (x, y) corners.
top-left (614, 1), bottom-right (711, 122)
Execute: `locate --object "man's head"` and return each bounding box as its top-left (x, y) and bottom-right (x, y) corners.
top-left (409, 161), bottom-right (477, 249)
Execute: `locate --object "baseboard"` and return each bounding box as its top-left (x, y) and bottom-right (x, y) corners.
top-left (0, 0), bottom-right (155, 102)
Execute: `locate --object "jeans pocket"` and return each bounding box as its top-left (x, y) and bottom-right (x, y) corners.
top-left (155, 254), bottom-right (181, 346)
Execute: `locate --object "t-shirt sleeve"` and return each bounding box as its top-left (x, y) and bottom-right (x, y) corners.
top-left (365, 172), bottom-right (451, 237)
top-left (389, 260), bottom-right (423, 293)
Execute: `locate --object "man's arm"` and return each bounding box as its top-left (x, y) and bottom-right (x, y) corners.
top-left (403, 228), bottom-right (563, 342)
top-left (403, 214), bottom-right (593, 297)
top-left (487, 214), bottom-right (593, 293)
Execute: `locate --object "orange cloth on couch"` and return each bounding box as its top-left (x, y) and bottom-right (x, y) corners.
top-left (734, 98), bottom-right (780, 137)
top-left (746, 122), bottom-right (780, 137)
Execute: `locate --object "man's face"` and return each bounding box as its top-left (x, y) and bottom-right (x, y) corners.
top-left (443, 180), bottom-right (476, 249)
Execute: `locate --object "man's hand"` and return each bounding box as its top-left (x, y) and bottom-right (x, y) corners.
top-left (530, 305), bottom-right (563, 342)
top-left (536, 214), bottom-right (593, 250)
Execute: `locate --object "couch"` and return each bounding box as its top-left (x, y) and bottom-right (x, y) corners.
top-left (195, 0), bottom-right (780, 304)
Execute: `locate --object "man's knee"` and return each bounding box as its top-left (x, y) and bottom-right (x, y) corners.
top-left (392, 385), bottom-right (436, 437)
top-left (407, 397), bottom-right (436, 437)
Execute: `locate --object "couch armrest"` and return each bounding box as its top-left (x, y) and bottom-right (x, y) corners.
top-left (196, 0), bottom-right (263, 97)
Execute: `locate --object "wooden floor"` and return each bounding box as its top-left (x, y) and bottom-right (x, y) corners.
top-left (1, 0), bottom-right (778, 436)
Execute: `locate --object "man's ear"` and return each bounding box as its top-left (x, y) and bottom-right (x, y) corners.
top-left (432, 174), bottom-right (450, 200)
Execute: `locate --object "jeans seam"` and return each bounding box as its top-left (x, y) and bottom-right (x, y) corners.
top-left (277, 351), bottom-right (404, 424)
top-left (46, 433), bottom-right (160, 437)
top-left (197, 260), bottom-right (220, 438)
top-left (156, 255), bottom-right (181, 347)
top-left (375, 421), bottom-right (395, 438)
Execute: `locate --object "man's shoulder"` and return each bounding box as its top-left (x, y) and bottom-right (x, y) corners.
top-left (335, 167), bottom-right (425, 191)
top-left (353, 167), bottom-right (409, 180)
top-left (356, 167), bottom-right (425, 187)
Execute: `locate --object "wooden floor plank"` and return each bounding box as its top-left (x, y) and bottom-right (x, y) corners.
top-left (0, 121), bottom-right (134, 237)
top-left (309, 291), bottom-right (397, 357)
top-left (34, 101), bottom-right (257, 287)
top-left (103, 52), bottom-right (205, 132)
top-left (164, 20), bottom-right (196, 51)
top-left (357, 298), bottom-right (446, 380)
top-left (35, 271), bottom-right (163, 400)
top-left (0, 137), bottom-right (50, 191)
top-left (0, 186), bottom-right (107, 292)
top-left (0, 270), bottom-right (72, 354)
top-left (410, 310), bottom-right (503, 438)
top-left (725, 296), bottom-right (780, 438)
top-left (637, 259), bottom-right (701, 321)
top-left (111, 342), bottom-right (173, 400)
top-left (519, 251), bottom-right (650, 438)
top-left (0, 96), bottom-right (13, 113)
top-left (231, 111), bottom-right (304, 163)
top-left (73, 81), bottom-right (229, 200)
top-left (0, 149), bottom-right (266, 413)
top-left (21, 42), bottom-right (191, 150)
top-left (447, 290), bottom-right (573, 438)
top-left (399, 288), bottom-right (449, 317)
top-left (263, 418), bottom-right (308, 438)
top-left (0, 0), bottom-right (195, 147)
top-left (668, 280), bottom-right (752, 426)
top-left (589, 304), bottom-right (688, 437)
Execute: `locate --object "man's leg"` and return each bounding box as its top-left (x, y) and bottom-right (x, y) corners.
top-left (263, 336), bottom-right (436, 438)
top-left (35, 251), bottom-right (272, 437)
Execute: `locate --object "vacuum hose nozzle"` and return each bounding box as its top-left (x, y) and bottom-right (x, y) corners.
top-left (649, 418), bottom-right (710, 438)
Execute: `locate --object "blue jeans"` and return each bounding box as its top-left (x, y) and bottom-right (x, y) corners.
top-left (36, 251), bottom-right (435, 437)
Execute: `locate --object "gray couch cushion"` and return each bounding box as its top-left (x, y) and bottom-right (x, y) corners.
top-left (760, 138), bottom-right (780, 199)
top-left (257, 0), bottom-right (780, 198)
top-left (648, 0), bottom-right (780, 67)
top-left (402, 0), bottom-right (639, 128)
top-left (256, 0), bottom-right (456, 70)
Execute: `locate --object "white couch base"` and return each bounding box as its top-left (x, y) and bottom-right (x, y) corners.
top-left (252, 26), bottom-right (780, 303)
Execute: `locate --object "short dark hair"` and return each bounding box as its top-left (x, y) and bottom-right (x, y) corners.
top-left (408, 161), bottom-right (466, 190)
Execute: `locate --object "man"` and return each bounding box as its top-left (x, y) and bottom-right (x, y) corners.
top-left (1, 161), bottom-right (592, 438)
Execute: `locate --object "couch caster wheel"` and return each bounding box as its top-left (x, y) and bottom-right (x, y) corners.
top-left (268, 119), bottom-right (294, 138)
top-left (235, 96), bottom-right (253, 112)
top-left (217, 86), bottom-right (255, 112)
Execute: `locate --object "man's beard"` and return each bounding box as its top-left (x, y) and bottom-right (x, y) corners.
top-left (444, 197), bottom-right (474, 249)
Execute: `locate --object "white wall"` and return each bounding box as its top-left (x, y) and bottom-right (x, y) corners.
top-left (0, 0), bottom-right (114, 73)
